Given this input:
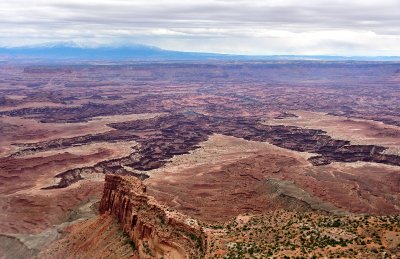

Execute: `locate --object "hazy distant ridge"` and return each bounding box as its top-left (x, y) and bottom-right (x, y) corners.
top-left (1, 43), bottom-right (399, 61)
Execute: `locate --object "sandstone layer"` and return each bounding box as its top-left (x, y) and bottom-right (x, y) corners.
top-left (99, 174), bottom-right (207, 259)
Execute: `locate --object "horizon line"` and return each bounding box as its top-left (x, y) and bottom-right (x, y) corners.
top-left (0, 42), bottom-right (400, 58)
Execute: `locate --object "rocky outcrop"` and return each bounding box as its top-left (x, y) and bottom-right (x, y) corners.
top-left (99, 175), bottom-right (207, 259)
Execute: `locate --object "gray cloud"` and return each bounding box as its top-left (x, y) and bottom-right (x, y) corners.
top-left (1, 0), bottom-right (400, 55)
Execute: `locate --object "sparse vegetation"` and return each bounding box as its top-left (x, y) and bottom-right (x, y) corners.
top-left (142, 241), bottom-right (153, 256)
top-left (207, 210), bottom-right (400, 258)
top-left (122, 232), bottom-right (136, 251)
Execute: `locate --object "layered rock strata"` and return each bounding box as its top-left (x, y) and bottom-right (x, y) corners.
top-left (99, 175), bottom-right (207, 259)
top-left (40, 113), bottom-right (400, 189)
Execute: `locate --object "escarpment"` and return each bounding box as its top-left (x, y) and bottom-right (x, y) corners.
top-left (99, 174), bottom-right (207, 259)
top-left (41, 114), bottom-right (400, 188)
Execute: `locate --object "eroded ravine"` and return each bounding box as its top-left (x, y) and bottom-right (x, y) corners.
top-left (19, 113), bottom-right (400, 189)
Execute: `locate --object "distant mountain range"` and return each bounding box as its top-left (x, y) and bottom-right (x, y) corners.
top-left (1, 43), bottom-right (399, 61)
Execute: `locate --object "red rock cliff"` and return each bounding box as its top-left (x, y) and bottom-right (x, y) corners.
top-left (99, 174), bottom-right (207, 258)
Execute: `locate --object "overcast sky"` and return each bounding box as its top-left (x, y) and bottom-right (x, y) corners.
top-left (1, 0), bottom-right (400, 55)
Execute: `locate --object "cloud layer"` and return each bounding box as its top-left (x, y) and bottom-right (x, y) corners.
top-left (1, 0), bottom-right (400, 55)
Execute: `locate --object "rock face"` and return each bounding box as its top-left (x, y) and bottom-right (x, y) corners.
top-left (99, 174), bottom-right (206, 259)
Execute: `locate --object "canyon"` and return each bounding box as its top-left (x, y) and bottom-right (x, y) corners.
top-left (0, 61), bottom-right (399, 258)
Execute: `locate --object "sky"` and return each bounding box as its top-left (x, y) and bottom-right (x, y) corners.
top-left (1, 0), bottom-right (400, 56)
